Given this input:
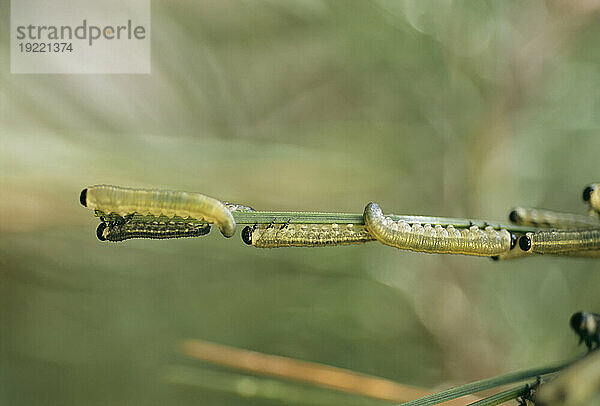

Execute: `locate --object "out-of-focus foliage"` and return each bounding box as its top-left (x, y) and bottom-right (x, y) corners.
top-left (1, 1), bottom-right (600, 404)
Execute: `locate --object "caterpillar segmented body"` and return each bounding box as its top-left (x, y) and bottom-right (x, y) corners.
top-left (241, 223), bottom-right (375, 248)
top-left (80, 185), bottom-right (235, 237)
top-left (519, 229), bottom-right (600, 254)
top-left (509, 207), bottom-right (600, 229)
top-left (363, 202), bottom-right (512, 256)
top-left (584, 184), bottom-right (600, 213)
top-left (97, 220), bottom-right (211, 242)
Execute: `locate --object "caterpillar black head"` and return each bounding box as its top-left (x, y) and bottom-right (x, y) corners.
top-left (583, 185), bottom-right (595, 202)
top-left (570, 311), bottom-right (600, 351)
top-left (519, 235), bottom-right (532, 251)
top-left (571, 312), bottom-right (585, 333)
top-left (80, 188), bottom-right (88, 207)
top-left (241, 226), bottom-right (253, 245)
top-left (509, 209), bottom-right (519, 223)
top-left (96, 222), bottom-right (108, 241)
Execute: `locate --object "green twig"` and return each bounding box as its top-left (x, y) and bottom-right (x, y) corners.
top-left (232, 211), bottom-right (536, 233)
top-left (466, 376), bottom-right (549, 406)
top-left (398, 360), bottom-right (573, 406)
top-left (96, 206), bottom-right (537, 234)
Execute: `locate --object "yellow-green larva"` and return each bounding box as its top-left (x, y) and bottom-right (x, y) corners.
top-left (97, 220), bottom-right (211, 242)
top-left (80, 185), bottom-right (235, 237)
top-left (509, 207), bottom-right (600, 229)
top-left (519, 229), bottom-right (600, 254)
top-left (364, 202), bottom-right (512, 256)
top-left (241, 223), bottom-right (375, 248)
top-left (584, 184), bottom-right (600, 213)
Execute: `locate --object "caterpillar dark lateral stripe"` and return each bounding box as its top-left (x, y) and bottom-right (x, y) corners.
top-left (97, 220), bottom-right (211, 242)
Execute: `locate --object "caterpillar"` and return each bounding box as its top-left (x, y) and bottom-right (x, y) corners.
top-left (363, 202), bottom-right (512, 256)
top-left (97, 219), bottom-right (211, 242)
top-left (509, 207), bottom-right (600, 229)
top-left (241, 223), bottom-right (375, 248)
top-left (583, 184), bottom-right (600, 213)
top-left (80, 185), bottom-right (235, 237)
top-left (518, 229), bottom-right (600, 254)
top-left (570, 311), bottom-right (600, 351)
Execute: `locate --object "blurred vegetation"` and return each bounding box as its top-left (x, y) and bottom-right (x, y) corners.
top-left (2, 1), bottom-right (600, 404)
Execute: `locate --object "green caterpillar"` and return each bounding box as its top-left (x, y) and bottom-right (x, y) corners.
top-left (364, 202), bottom-right (512, 256)
top-left (242, 223), bottom-right (375, 248)
top-left (97, 219), bottom-right (211, 242)
top-left (509, 207), bottom-right (600, 229)
top-left (519, 229), bottom-right (600, 254)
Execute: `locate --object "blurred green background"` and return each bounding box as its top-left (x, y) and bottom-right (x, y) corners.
top-left (2, 1), bottom-right (600, 404)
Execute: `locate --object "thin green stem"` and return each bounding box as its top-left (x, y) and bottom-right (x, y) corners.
top-left (398, 360), bottom-right (572, 406)
top-left (469, 373), bottom-right (557, 406)
top-left (232, 211), bottom-right (536, 233)
top-left (467, 383), bottom-right (531, 406)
